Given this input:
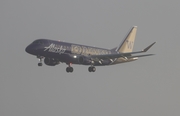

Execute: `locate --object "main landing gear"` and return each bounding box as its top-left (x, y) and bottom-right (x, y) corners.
top-left (65, 63), bottom-right (96, 73)
top-left (88, 60), bottom-right (96, 72)
top-left (88, 66), bottom-right (96, 72)
top-left (66, 63), bottom-right (73, 73)
top-left (66, 67), bottom-right (73, 73)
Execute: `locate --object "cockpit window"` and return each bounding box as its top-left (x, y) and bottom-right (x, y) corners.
top-left (32, 40), bottom-right (42, 44)
top-left (32, 39), bottom-right (49, 45)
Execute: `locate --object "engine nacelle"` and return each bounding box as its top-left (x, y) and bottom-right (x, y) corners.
top-left (99, 60), bottom-right (111, 65)
top-left (78, 56), bottom-right (91, 65)
top-left (44, 58), bottom-right (59, 66)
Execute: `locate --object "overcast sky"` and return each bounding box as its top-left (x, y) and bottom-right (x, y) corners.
top-left (0, 0), bottom-right (180, 116)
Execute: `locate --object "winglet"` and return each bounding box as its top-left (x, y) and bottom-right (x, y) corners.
top-left (143, 42), bottom-right (156, 52)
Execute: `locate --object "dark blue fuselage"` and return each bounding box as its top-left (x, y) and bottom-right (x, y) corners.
top-left (26, 39), bottom-right (116, 66)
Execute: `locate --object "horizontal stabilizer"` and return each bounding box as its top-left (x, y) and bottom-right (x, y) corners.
top-left (128, 54), bottom-right (155, 58)
top-left (143, 42), bottom-right (156, 52)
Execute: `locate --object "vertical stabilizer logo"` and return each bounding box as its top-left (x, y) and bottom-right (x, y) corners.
top-left (126, 40), bottom-right (134, 49)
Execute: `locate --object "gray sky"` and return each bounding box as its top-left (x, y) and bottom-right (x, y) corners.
top-left (0, 0), bottom-right (180, 116)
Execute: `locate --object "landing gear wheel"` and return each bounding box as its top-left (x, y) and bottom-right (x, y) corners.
top-left (88, 67), bottom-right (91, 72)
top-left (66, 67), bottom-right (73, 73)
top-left (69, 67), bottom-right (73, 72)
top-left (92, 67), bottom-right (96, 72)
top-left (38, 63), bottom-right (43, 66)
top-left (66, 67), bottom-right (69, 72)
top-left (88, 66), bottom-right (96, 72)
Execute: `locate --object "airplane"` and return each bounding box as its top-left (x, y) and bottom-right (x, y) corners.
top-left (25, 26), bottom-right (155, 73)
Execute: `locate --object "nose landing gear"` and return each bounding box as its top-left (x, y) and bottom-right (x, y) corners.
top-left (38, 62), bottom-right (43, 66)
top-left (37, 56), bottom-right (43, 66)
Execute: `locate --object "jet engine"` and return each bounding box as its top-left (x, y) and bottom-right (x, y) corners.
top-left (78, 56), bottom-right (91, 65)
top-left (44, 58), bottom-right (59, 66)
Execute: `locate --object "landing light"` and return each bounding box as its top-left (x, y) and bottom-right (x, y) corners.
top-left (73, 55), bottom-right (77, 58)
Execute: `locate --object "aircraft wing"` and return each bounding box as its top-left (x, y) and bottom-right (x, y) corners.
top-left (90, 42), bottom-right (156, 60)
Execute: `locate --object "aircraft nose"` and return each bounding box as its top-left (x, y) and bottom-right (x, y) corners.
top-left (25, 44), bottom-right (36, 54)
top-left (25, 44), bottom-right (38, 55)
top-left (25, 45), bottom-right (31, 53)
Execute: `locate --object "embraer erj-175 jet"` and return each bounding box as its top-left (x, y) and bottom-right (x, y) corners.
top-left (25, 26), bottom-right (155, 73)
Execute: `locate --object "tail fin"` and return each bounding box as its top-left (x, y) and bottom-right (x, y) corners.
top-left (116, 26), bottom-right (137, 53)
